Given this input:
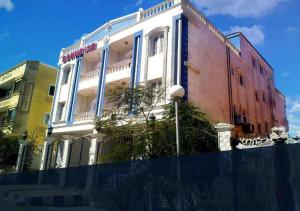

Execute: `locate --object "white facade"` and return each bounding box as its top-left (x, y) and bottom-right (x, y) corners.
top-left (41, 0), bottom-right (286, 169)
top-left (42, 0), bottom-right (187, 169)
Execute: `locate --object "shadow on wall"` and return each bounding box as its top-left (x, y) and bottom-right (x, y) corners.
top-left (0, 143), bottom-right (300, 210)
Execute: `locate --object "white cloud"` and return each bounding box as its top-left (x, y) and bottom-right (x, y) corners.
top-left (135, 0), bottom-right (143, 7)
top-left (286, 26), bottom-right (297, 33)
top-left (225, 25), bottom-right (265, 46)
top-left (191, 0), bottom-right (286, 18)
top-left (286, 96), bottom-right (300, 136)
top-left (291, 103), bottom-right (300, 113)
top-left (281, 72), bottom-right (290, 77)
top-left (0, 31), bottom-right (10, 40)
top-left (0, 0), bottom-right (14, 11)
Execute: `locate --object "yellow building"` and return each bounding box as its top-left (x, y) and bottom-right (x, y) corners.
top-left (0, 61), bottom-right (57, 146)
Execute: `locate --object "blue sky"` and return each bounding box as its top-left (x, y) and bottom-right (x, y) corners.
top-left (0, 0), bottom-right (299, 136)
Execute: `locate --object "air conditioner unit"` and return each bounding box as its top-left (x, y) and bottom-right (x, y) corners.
top-left (234, 115), bottom-right (244, 125)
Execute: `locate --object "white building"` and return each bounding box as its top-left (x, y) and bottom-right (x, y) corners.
top-left (41, 0), bottom-right (287, 170)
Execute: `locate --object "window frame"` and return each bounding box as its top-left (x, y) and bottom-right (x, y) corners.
top-left (48, 84), bottom-right (55, 97)
top-left (239, 74), bottom-right (244, 86)
top-left (44, 112), bottom-right (51, 125)
top-left (57, 102), bottom-right (66, 122)
top-left (63, 68), bottom-right (71, 85)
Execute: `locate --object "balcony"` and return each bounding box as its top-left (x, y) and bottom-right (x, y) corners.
top-left (0, 66), bottom-right (25, 87)
top-left (106, 58), bottom-right (131, 83)
top-left (0, 93), bottom-right (20, 112)
top-left (74, 112), bottom-right (95, 123)
top-left (78, 70), bottom-right (99, 93)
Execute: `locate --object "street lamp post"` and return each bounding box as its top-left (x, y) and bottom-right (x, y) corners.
top-left (169, 85), bottom-right (185, 156)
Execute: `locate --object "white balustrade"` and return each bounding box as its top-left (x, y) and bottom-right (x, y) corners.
top-left (140, 0), bottom-right (174, 20)
top-left (63, 42), bottom-right (81, 55)
top-left (74, 112), bottom-right (95, 122)
top-left (107, 59), bottom-right (132, 74)
top-left (80, 70), bottom-right (100, 82)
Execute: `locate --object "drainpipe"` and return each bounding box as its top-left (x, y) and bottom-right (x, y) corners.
top-left (226, 45), bottom-right (233, 124)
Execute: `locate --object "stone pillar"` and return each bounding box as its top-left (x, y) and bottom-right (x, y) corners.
top-left (15, 141), bottom-right (28, 173)
top-left (39, 138), bottom-right (55, 171)
top-left (88, 132), bottom-right (105, 165)
top-left (214, 123), bottom-right (234, 151)
top-left (61, 139), bottom-right (72, 168)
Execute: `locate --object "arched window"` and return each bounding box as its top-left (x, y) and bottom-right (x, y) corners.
top-left (148, 29), bottom-right (165, 57)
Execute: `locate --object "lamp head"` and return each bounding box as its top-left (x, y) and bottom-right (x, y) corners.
top-left (169, 85), bottom-right (185, 99)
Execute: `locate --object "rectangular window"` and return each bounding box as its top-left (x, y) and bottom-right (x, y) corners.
top-left (262, 93), bottom-right (266, 102)
top-left (44, 113), bottom-right (51, 125)
top-left (48, 85), bottom-right (55, 96)
top-left (259, 65), bottom-right (264, 75)
top-left (159, 35), bottom-right (164, 53)
top-left (57, 102), bottom-right (66, 121)
top-left (152, 37), bottom-right (159, 56)
top-left (6, 109), bottom-right (16, 122)
top-left (239, 75), bottom-right (244, 86)
top-left (13, 80), bottom-right (22, 93)
top-left (252, 58), bottom-right (256, 68)
top-left (255, 91), bottom-right (259, 102)
top-left (63, 69), bottom-right (70, 84)
top-left (147, 79), bottom-right (163, 104)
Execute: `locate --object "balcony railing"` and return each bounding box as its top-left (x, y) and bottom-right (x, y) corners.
top-left (74, 112), bottom-right (95, 122)
top-left (107, 58), bottom-right (131, 74)
top-left (0, 93), bottom-right (20, 110)
top-left (80, 70), bottom-right (100, 82)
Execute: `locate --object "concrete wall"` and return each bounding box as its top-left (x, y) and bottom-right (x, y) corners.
top-left (27, 63), bottom-right (57, 144)
top-left (187, 20), bottom-right (230, 123)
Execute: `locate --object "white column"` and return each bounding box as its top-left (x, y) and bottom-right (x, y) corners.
top-left (214, 123), bottom-right (234, 151)
top-left (15, 141), bottom-right (28, 172)
top-left (51, 67), bottom-right (64, 123)
top-left (88, 133), bottom-right (105, 165)
top-left (39, 138), bottom-right (54, 170)
top-left (88, 138), bottom-right (98, 165)
top-left (61, 139), bottom-right (72, 168)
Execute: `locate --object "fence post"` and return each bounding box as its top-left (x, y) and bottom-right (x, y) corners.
top-left (214, 123), bottom-right (234, 151)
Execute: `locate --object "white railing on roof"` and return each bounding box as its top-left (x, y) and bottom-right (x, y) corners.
top-left (140, 0), bottom-right (175, 20)
top-left (63, 42), bottom-right (81, 55)
top-left (74, 112), bottom-right (95, 122)
top-left (80, 70), bottom-right (100, 82)
top-left (107, 58), bottom-right (131, 74)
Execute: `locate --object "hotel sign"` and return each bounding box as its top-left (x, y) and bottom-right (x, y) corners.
top-left (63, 43), bottom-right (97, 64)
